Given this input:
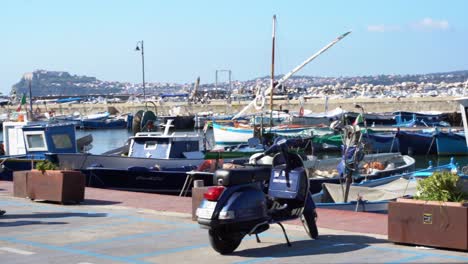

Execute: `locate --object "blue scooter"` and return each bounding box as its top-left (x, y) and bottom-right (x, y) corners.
top-left (196, 139), bottom-right (318, 254)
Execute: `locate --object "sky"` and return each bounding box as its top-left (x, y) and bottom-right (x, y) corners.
top-left (1, 0), bottom-right (467, 94)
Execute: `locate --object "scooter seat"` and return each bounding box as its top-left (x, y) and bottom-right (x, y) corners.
top-left (215, 167), bottom-right (271, 186)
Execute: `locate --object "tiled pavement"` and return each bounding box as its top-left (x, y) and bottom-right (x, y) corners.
top-left (1, 181), bottom-right (467, 264)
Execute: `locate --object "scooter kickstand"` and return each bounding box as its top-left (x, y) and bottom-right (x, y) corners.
top-left (277, 222), bottom-right (291, 247)
top-left (255, 233), bottom-right (261, 243)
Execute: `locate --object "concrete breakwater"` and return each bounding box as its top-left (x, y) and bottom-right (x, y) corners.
top-left (7, 96), bottom-right (463, 117)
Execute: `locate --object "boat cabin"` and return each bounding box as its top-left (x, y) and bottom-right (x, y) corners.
top-left (128, 131), bottom-right (204, 159)
top-left (2, 121), bottom-right (77, 157)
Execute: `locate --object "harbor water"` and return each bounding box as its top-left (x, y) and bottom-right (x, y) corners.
top-left (3, 128), bottom-right (467, 170)
top-left (72, 129), bottom-right (468, 170)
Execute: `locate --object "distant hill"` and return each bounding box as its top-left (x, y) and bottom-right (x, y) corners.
top-left (10, 69), bottom-right (468, 97)
top-left (11, 70), bottom-right (126, 97)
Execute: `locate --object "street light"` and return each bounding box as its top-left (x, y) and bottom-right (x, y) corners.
top-left (135, 40), bottom-right (147, 110)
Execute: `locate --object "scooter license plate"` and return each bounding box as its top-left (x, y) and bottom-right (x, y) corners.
top-left (196, 201), bottom-right (217, 219)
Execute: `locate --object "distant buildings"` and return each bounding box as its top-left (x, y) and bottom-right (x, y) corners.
top-left (10, 69), bottom-right (468, 99)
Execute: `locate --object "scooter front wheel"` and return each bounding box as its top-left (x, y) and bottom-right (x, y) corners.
top-left (301, 210), bottom-right (319, 239)
top-left (208, 229), bottom-right (243, 255)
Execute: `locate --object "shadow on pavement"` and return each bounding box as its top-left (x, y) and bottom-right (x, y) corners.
top-left (82, 199), bottom-right (122, 206)
top-left (0, 212), bottom-right (107, 220)
top-left (0, 220), bottom-right (68, 227)
top-left (233, 234), bottom-right (388, 258)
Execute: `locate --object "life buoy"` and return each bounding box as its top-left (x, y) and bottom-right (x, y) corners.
top-left (299, 107), bottom-right (304, 117)
top-left (254, 95), bottom-right (265, 110)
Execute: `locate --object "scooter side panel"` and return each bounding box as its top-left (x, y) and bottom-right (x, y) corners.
top-left (269, 167), bottom-right (307, 200)
top-left (197, 184), bottom-right (268, 228)
top-left (220, 188), bottom-right (268, 222)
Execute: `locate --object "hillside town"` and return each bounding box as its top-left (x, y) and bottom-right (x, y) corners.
top-left (8, 69), bottom-right (468, 101)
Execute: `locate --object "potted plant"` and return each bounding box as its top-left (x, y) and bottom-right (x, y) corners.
top-left (26, 160), bottom-right (86, 204)
top-left (388, 171), bottom-right (468, 250)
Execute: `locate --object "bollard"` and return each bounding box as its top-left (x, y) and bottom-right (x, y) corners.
top-left (194, 180), bottom-right (204, 188)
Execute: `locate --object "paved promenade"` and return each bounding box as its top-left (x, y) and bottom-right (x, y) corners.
top-left (1, 181), bottom-right (467, 263)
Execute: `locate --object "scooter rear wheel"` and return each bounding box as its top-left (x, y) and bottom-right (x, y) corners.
top-left (301, 210), bottom-right (319, 239)
top-left (208, 229), bottom-right (243, 254)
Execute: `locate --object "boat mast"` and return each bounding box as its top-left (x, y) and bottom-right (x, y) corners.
top-left (269, 15), bottom-right (276, 128)
top-left (232, 31), bottom-right (351, 120)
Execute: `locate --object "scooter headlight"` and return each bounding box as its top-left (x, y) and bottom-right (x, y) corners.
top-left (218, 210), bottom-right (235, 220)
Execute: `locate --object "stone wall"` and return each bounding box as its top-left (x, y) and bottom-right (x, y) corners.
top-left (6, 96), bottom-right (462, 116)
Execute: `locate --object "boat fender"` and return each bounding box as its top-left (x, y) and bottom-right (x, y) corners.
top-left (299, 107), bottom-right (304, 117)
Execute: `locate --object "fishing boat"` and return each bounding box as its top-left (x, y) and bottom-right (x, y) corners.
top-left (212, 122), bottom-right (308, 146)
top-left (47, 121), bottom-right (227, 194)
top-left (0, 120), bottom-right (92, 180)
top-left (311, 160), bottom-right (462, 212)
top-left (393, 114), bottom-right (417, 127)
top-left (194, 112), bottom-right (235, 129)
top-left (291, 107), bottom-right (346, 126)
top-left (307, 152), bottom-right (415, 194)
top-left (345, 112), bottom-right (396, 126)
top-left (395, 130), bottom-right (437, 155)
top-left (434, 130), bottom-right (468, 156)
top-left (80, 116), bottom-right (129, 129)
top-left (250, 110), bottom-right (291, 126)
top-left (362, 132), bottom-right (400, 153)
top-left (393, 111), bottom-right (449, 125)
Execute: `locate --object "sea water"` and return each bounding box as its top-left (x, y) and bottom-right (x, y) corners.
top-left (3, 128), bottom-right (468, 170)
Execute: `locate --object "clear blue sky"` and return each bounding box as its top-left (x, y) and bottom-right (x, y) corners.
top-left (1, 0), bottom-right (467, 94)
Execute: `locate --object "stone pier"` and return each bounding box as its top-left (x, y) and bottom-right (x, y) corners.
top-left (5, 96), bottom-right (462, 116)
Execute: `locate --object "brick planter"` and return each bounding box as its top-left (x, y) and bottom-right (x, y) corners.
top-left (388, 198), bottom-right (468, 251)
top-left (27, 170), bottom-right (86, 204)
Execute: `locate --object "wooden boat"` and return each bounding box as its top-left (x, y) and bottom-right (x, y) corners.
top-left (395, 130), bottom-right (436, 155)
top-left (307, 152), bottom-right (415, 194)
top-left (291, 107), bottom-right (346, 126)
top-left (393, 111), bottom-right (449, 125)
top-left (345, 112), bottom-right (395, 126)
top-left (311, 160), bottom-right (462, 213)
top-left (362, 132), bottom-right (399, 153)
top-left (212, 122), bottom-right (307, 146)
top-left (434, 131), bottom-right (468, 156)
top-left (80, 117), bottom-right (128, 129)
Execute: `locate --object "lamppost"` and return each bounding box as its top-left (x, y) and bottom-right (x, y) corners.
top-left (24, 72), bottom-right (33, 120)
top-left (135, 40), bottom-right (147, 110)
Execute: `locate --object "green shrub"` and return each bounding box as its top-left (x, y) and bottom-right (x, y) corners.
top-left (415, 171), bottom-right (467, 202)
top-left (35, 160), bottom-right (58, 173)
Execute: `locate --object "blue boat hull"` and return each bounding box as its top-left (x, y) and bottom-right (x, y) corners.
top-left (435, 132), bottom-right (468, 156)
top-left (83, 167), bottom-right (212, 195)
top-left (81, 119), bottom-right (127, 129)
top-left (396, 131), bottom-right (436, 155)
top-left (363, 133), bottom-right (399, 153)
